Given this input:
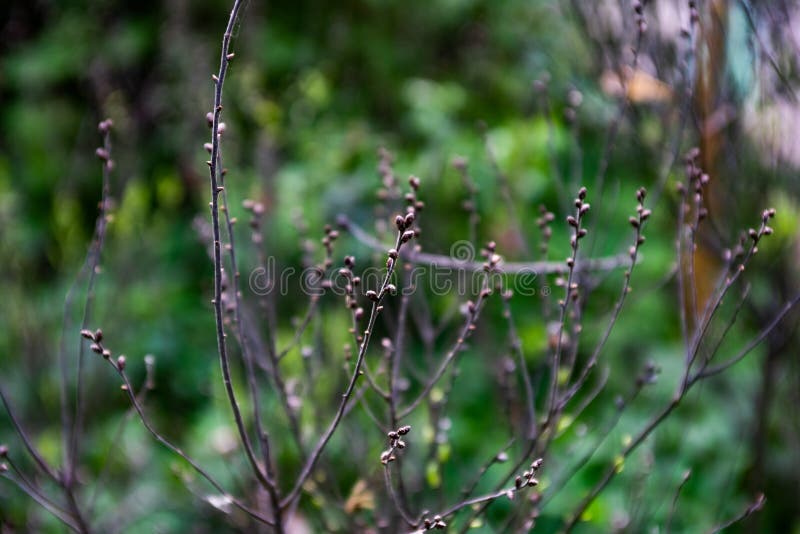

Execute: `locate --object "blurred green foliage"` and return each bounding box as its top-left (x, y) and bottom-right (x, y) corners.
top-left (1, 0), bottom-right (799, 532)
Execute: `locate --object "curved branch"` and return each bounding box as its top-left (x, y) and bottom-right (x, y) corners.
top-left (340, 217), bottom-right (630, 275)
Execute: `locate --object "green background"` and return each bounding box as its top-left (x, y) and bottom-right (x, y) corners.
top-left (1, 0), bottom-right (799, 531)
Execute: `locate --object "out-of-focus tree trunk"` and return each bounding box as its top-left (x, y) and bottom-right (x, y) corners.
top-left (688, 0), bottom-right (727, 336)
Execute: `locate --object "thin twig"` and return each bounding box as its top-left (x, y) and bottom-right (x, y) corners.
top-left (92, 347), bottom-right (275, 525)
top-left (708, 493), bottom-right (766, 533)
top-left (666, 469), bottom-right (692, 534)
top-left (398, 265), bottom-right (494, 420)
top-left (559, 188), bottom-right (648, 409)
top-left (281, 229), bottom-right (409, 510)
top-left (217, 153), bottom-right (279, 502)
top-left (205, 0), bottom-right (278, 504)
top-left (0, 473), bottom-right (80, 532)
top-left (0, 385), bottom-right (60, 482)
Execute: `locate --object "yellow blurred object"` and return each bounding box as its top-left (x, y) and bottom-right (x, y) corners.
top-left (601, 67), bottom-right (673, 103)
top-left (344, 479), bottom-right (375, 514)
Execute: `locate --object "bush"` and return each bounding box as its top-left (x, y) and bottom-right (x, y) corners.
top-left (2, 1), bottom-right (799, 532)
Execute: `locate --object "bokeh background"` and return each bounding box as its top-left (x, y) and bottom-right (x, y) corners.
top-left (1, 0), bottom-right (799, 532)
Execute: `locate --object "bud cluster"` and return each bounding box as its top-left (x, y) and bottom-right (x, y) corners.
top-left (422, 514), bottom-right (447, 530)
top-left (380, 425), bottom-right (411, 465)
top-left (633, 0), bottom-right (647, 33)
top-left (733, 208), bottom-right (777, 268)
top-left (95, 119), bottom-right (114, 171)
top-left (376, 147), bottom-right (399, 202)
top-left (481, 240), bottom-right (502, 273)
top-left (242, 199), bottom-right (266, 246)
top-left (81, 329), bottom-right (127, 373)
top-left (536, 205), bottom-right (556, 256)
top-left (679, 148), bottom-right (710, 226)
top-left (321, 224), bottom-right (339, 260)
top-left (689, 0), bottom-right (699, 25)
top-left (514, 457), bottom-right (545, 490)
top-left (636, 361), bottom-right (661, 387)
top-left (340, 255), bottom-right (365, 346)
top-left (564, 187), bottom-right (589, 277)
top-left (627, 187), bottom-right (650, 261)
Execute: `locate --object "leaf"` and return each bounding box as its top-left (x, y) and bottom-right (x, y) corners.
top-left (344, 479), bottom-right (375, 514)
top-left (601, 68), bottom-right (672, 103)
